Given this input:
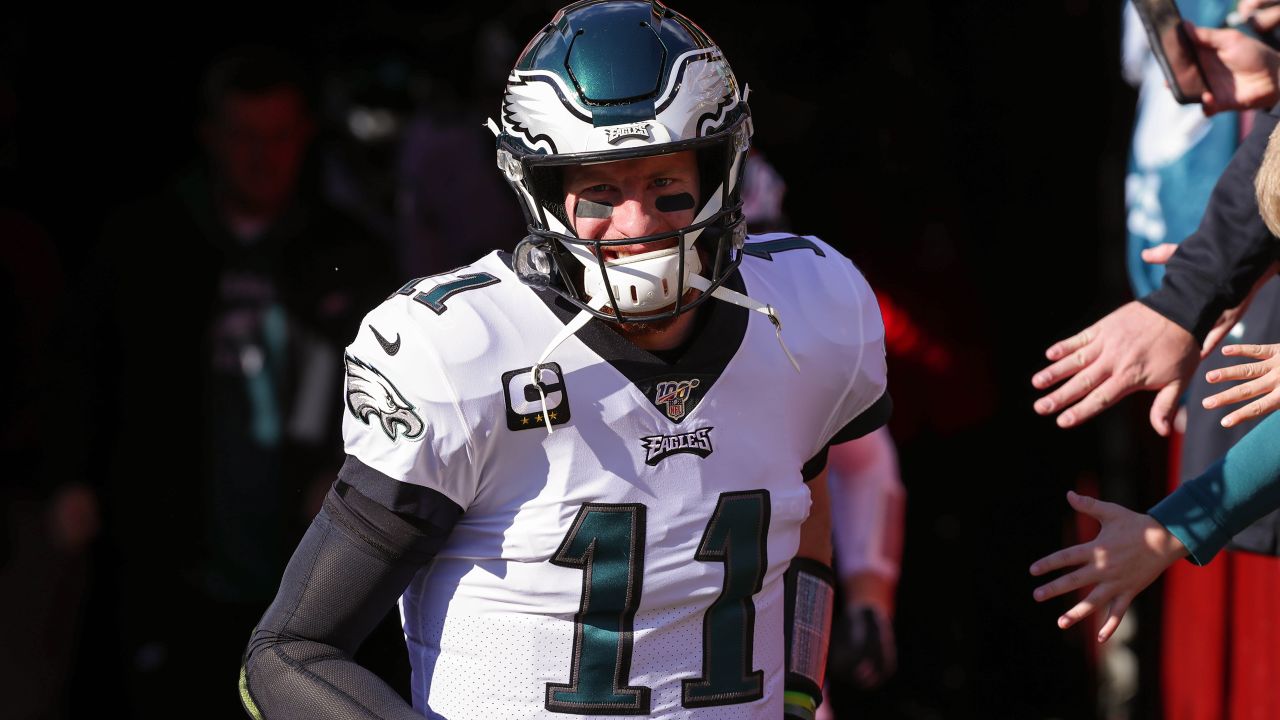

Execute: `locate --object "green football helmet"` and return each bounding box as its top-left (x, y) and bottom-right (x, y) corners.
top-left (493, 0), bottom-right (753, 322)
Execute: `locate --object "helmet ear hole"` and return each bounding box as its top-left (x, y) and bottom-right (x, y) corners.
top-left (513, 235), bottom-right (556, 289)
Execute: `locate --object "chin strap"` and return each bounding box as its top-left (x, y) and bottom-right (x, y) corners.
top-left (687, 275), bottom-right (801, 373)
top-left (529, 272), bottom-right (799, 435)
top-left (530, 297), bottom-right (607, 434)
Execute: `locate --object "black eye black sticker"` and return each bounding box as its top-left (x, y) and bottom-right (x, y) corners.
top-left (575, 198), bottom-right (614, 219)
top-left (655, 192), bottom-right (695, 213)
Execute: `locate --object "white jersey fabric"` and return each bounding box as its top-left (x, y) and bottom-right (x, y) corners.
top-left (342, 233), bottom-right (887, 719)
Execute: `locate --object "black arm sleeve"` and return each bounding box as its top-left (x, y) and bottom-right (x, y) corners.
top-left (1140, 103), bottom-right (1280, 343)
top-left (240, 457), bottom-right (462, 720)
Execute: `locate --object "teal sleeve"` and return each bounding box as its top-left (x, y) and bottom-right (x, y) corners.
top-left (1148, 411), bottom-right (1280, 565)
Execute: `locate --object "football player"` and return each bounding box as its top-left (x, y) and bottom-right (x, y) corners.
top-left (239, 2), bottom-right (889, 719)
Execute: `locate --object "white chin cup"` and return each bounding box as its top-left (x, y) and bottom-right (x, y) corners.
top-left (580, 243), bottom-right (703, 314)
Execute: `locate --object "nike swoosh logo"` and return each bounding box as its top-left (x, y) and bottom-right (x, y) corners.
top-left (370, 325), bottom-right (401, 356)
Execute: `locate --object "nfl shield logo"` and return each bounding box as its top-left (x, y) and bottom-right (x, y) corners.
top-left (655, 379), bottom-right (701, 421)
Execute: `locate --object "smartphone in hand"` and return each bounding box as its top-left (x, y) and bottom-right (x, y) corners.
top-left (1133, 0), bottom-right (1213, 104)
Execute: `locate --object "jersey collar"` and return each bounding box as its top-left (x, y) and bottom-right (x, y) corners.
top-left (499, 251), bottom-right (749, 424)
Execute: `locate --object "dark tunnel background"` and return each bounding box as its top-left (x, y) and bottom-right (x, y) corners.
top-left (3, 2), bottom-right (1162, 718)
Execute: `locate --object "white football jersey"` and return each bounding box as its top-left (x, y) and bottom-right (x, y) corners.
top-left (342, 234), bottom-right (887, 719)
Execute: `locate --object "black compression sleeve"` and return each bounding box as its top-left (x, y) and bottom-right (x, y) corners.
top-left (1140, 103), bottom-right (1280, 342)
top-left (240, 460), bottom-right (462, 720)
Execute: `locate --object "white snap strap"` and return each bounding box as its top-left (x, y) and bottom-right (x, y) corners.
top-left (687, 275), bottom-right (800, 372)
top-left (530, 297), bottom-right (607, 433)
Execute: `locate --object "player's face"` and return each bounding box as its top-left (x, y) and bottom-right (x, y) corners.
top-left (563, 150), bottom-right (700, 259)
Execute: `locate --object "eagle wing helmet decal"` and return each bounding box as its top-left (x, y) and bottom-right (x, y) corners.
top-left (502, 72), bottom-right (592, 155)
top-left (655, 52), bottom-right (737, 138)
top-left (344, 353), bottom-right (425, 442)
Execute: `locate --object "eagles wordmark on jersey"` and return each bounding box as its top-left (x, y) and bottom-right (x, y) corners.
top-left (341, 234), bottom-right (888, 719)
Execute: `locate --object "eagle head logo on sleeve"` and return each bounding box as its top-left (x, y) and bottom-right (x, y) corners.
top-left (344, 353), bottom-right (425, 442)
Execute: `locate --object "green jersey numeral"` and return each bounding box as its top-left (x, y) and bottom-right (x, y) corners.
top-left (397, 272), bottom-right (500, 314)
top-left (545, 503), bottom-right (651, 715)
top-left (546, 491), bottom-right (772, 714)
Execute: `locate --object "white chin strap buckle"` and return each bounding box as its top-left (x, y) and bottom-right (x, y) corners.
top-left (687, 275), bottom-right (801, 373)
top-left (579, 244), bottom-right (702, 314)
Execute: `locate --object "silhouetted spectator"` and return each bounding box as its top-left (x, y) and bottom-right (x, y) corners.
top-left (84, 46), bottom-right (397, 719)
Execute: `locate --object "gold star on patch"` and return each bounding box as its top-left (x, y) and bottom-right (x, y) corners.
top-left (521, 416), bottom-right (529, 425)
top-left (548, 411), bottom-right (558, 420)
top-left (535, 414), bottom-right (543, 423)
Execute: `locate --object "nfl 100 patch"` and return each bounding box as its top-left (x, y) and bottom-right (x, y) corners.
top-left (649, 377), bottom-right (708, 421)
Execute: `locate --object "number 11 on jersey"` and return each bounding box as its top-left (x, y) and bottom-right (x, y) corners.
top-left (545, 491), bottom-right (771, 715)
